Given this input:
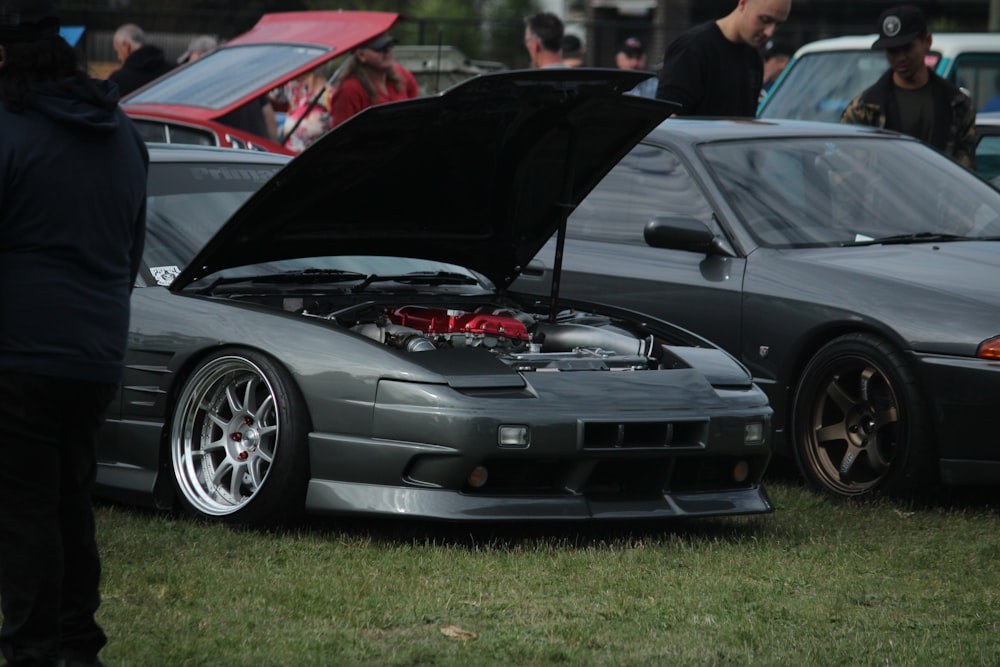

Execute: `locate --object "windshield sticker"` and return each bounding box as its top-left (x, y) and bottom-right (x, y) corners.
top-left (150, 265), bottom-right (181, 286)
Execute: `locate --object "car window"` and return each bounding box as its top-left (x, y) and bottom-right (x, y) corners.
top-left (702, 137), bottom-right (1000, 247)
top-left (126, 45), bottom-right (327, 110)
top-left (165, 125), bottom-right (217, 146)
top-left (132, 120), bottom-right (216, 147)
top-left (143, 162), bottom-right (281, 284)
top-left (759, 50), bottom-right (889, 122)
top-left (977, 134), bottom-right (1000, 184)
top-left (569, 143), bottom-right (715, 245)
top-left (952, 55), bottom-right (1000, 111)
top-left (132, 120), bottom-right (167, 143)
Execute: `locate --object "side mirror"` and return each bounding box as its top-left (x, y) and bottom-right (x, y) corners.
top-left (643, 216), bottom-right (731, 256)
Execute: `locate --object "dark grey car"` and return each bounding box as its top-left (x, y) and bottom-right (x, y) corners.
top-left (96, 71), bottom-right (775, 525)
top-left (514, 118), bottom-right (1000, 499)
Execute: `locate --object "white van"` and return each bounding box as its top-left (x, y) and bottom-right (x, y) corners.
top-left (758, 33), bottom-right (1000, 122)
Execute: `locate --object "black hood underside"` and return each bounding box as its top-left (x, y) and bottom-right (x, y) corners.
top-left (174, 69), bottom-right (674, 291)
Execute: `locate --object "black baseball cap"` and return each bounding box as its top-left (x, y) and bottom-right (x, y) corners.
top-left (619, 37), bottom-right (645, 56)
top-left (762, 39), bottom-right (793, 60)
top-left (871, 5), bottom-right (928, 50)
top-left (562, 34), bottom-right (582, 53)
top-left (358, 33), bottom-right (397, 51)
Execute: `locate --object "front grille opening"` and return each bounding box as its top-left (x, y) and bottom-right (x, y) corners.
top-left (582, 420), bottom-right (706, 449)
top-left (581, 459), bottom-right (670, 499)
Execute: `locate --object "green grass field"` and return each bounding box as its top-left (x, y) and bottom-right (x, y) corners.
top-left (79, 480), bottom-right (1000, 666)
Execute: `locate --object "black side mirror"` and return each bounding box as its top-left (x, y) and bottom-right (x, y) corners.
top-left (643, 216), bottom-right (730, 256)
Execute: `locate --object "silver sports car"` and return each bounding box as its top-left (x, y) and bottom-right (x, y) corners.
top-left (98, 70), bottom-right (773, 525)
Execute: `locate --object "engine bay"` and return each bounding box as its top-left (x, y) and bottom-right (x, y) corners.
top-left (298, 300), bottom-right (667, 372)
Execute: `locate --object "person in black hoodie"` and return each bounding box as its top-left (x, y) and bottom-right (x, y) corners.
top-left (0, 1), bottom-right (148, 665)
top-left (108, 22), bottom-right (173, 96)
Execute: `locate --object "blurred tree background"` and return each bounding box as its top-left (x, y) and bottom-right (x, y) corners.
top-left (57, 0), bottom-right (997, 74)
top-left (62, 0), bottom-right (543, 69)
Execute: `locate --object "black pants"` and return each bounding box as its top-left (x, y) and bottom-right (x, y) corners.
top-left (0, 372), bottom-right (116, 667)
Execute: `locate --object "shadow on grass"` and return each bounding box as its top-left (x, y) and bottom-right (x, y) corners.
top-left (93, 492), bottom-right (781, 549)
top-left (763, 455), bottom-right (1000, 512)
top-left (296, 510), bottom-right (780, 550)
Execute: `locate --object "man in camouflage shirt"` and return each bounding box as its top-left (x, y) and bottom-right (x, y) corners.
top-left (840, 4), bottom-right (975, 169)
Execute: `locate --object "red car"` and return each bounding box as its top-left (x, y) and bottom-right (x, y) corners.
top-left (123, 11), bottom-right (399, 154)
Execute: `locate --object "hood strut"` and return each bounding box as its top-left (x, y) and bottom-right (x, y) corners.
top-left (548, 121), bottom-right (577, 323)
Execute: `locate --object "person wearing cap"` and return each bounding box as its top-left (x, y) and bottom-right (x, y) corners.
top-left (0, 1), bottom-right (147, 665)
top-left (523, 12), bottom-right (565, 69)
top-left (760, 38), bottom-right (793, 99)
top-left (616, 36), bottom-right (657, 98)
top-left (840, 5), bottom-right (975, 169)
top-left (656, 0), bottom-right (792, 116)
top-left (329, 32), bottom-right (418, 128)
top-left (108, 23), bottom-right (174, 96)
top-left (562, 33), bottom-right (584, 67)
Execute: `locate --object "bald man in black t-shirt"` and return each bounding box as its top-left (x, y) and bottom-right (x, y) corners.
top-left (657, 0), bottom-right (791, 117)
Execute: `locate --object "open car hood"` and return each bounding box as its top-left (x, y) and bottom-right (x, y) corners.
top-left (123, 11), bottom-right (397, 122)
top-left (173, 70), bottom-right (675, 291)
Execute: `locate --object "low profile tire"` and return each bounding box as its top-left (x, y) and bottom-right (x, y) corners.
top-left (791, 333), bottom-right (937, 499)
top-left (170, 349), bottom-right (309, 525)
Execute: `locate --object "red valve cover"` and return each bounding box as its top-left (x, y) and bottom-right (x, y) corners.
top-left (388, 306), bottom-right (530, 341)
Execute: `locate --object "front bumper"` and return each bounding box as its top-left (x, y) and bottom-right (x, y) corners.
top-left (305, 478), bottom-right (773, 521)
top-left (304, 370), bottom-right (773, 519)
top-left (912, 351), bottom-right (1000, 485)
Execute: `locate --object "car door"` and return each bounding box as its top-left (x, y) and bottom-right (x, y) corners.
top-left (514, 141), bottom-right (746, 355)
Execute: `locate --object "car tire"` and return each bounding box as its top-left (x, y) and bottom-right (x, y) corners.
top-left (169, 349), bottom-right (310, 525)
top-left (791, 333), bottom-right (937, 499)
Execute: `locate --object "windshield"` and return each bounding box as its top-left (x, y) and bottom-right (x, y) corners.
top-left (126, 44), bottom-right (328, 110)
top-left (144, 162), bottom-right (281, 285)
top-left (701, 136), bottom-right (1000, 248)
top-left (759, 50), bottom-right (889, 122)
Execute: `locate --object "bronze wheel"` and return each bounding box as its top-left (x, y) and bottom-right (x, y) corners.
top-left (792, 333), bottom-right (935, 498)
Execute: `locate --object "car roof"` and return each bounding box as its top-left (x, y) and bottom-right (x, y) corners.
top-left (146, 143), bottom-right (291, 166)
top-left (646, 117), bottom-right (903, 143)
top-left (222, 11), bottom-right (392, 47)
top-left (977, 111), bottom-right (1000, 126)
top-left (794, 33), bottom-right (1000, 57)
